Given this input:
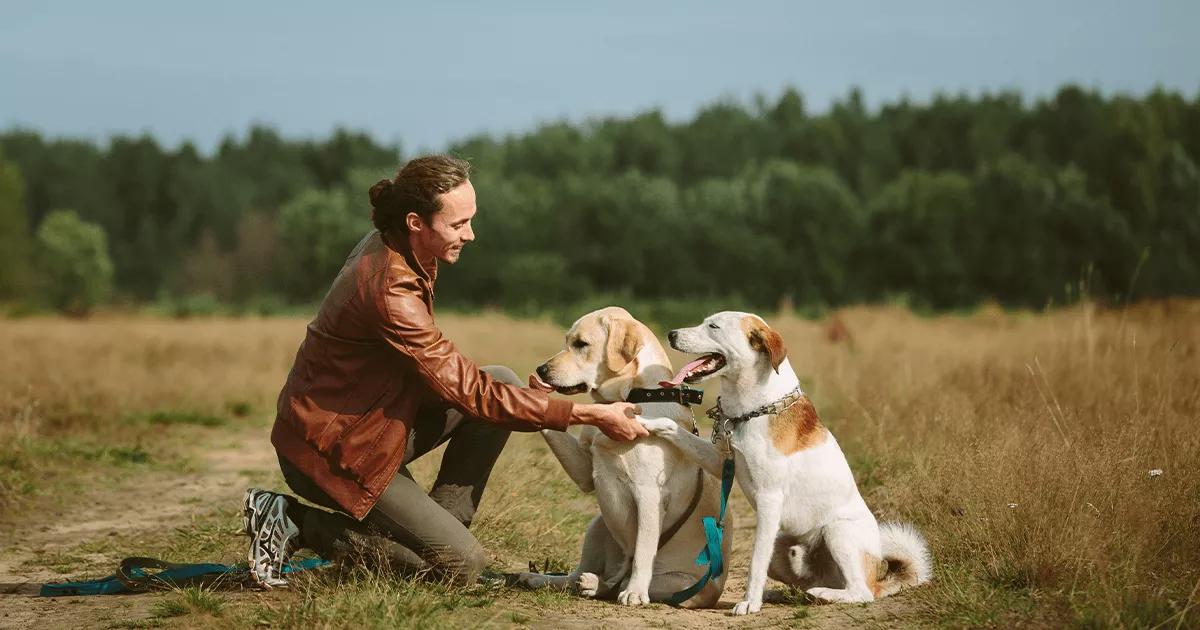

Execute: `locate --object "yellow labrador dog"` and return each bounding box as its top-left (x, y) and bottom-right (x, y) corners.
top-left (517, 307), bottom-right (732, 607)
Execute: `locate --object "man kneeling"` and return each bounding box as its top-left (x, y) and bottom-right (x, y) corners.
top-left (243, 155), bottom-right (646, 588)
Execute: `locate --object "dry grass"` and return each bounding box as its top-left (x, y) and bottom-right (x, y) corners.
top-left (0, 316), bottom-right (311, 510)
top-left (2, 303), bottom-right (1198, 628)
top-left (764, 301), bottom-right (1200, 627)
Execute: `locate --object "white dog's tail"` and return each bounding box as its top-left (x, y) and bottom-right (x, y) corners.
top-left (876, 522), bottom-right (933, 598)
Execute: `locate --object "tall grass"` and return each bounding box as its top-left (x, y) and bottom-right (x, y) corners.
top-left (2, 304), bottom-right (1197, 627)
top-left (763, 301), bottom-right (1200, 627)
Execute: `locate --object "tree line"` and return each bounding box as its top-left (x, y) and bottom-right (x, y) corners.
top-left (1, 85), bottom-right (1198, 321)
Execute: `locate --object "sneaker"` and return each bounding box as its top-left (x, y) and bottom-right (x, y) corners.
top-left (243, 488), bottom-right (300, 589)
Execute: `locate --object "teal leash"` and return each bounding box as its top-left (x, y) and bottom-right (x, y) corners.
top-left (39, 556), bottom-right (329, 597)
top-left (665, 456), bottom-right (735, 606)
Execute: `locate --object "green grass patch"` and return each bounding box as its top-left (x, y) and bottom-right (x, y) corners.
top-left (140, 409), bottom-right (227, 427)
top-left (1070, 586), bottom-right (1200, 629)
top-left (226, 400), bottom-right (254, 418)
top-left (152, 586), bottom-right (225, 618)
top-left (248, 568), bottom-right (500, 630)
top-left (23, 438), bottom-right (155, 467)
top-left (21, 549), bottom-right (95, 573)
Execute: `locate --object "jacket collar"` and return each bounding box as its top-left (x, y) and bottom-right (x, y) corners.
top-left (382, 230), bottom-right (438, 286)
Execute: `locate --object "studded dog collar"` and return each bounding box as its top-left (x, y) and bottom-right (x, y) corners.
top-left (706, 385), bottom-right (804, 443)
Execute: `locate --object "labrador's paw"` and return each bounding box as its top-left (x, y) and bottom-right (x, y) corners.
top-left (638, 417), bottom-right (678, 437)
top-left (574, 572), bottom-right (599, 598)
top-left (618, 588), bottom-right (650, 606)
top-left (806, 586), bottom-right (871, 604)
top-left (731, 599), bottom-right (762, 615)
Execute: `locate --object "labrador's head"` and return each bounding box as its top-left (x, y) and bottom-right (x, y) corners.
top-left (665, 311), bottom-right (786, 385)
top-left (531, 307), bottom-right (657, 402)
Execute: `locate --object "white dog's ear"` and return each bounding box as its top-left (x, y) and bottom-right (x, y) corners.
top-left (604, 316), bottom-right (642, 374)
top-left (743, 317), bottom-right (787, 372)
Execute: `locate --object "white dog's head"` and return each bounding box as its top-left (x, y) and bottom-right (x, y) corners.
top-left (531, 307), bottom-right (667, 402)
top-left (664, 311), bottom-right (787, 385)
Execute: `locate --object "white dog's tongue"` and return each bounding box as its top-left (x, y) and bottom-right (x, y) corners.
top-left (659, 356), bottom-right (713, 388)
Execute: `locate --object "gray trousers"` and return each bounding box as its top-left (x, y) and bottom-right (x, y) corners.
top-left (278, 365), bottom-right (519, 584)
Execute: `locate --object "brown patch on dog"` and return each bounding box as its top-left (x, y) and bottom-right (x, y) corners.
top-left (768, 395), bottom-right (826, 455)
top-left (863, 552), bottom-right (883, 597)
top-left (741, 316), bottom-right (787, 372)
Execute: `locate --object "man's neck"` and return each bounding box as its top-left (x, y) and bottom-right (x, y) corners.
top-left (386, 231), bottom-right (436, 281)
top-left (404, 234), bottom-right (431, 265)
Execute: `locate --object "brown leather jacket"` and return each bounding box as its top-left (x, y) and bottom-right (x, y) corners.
top-left (271, 231), bottom-right (574, 520)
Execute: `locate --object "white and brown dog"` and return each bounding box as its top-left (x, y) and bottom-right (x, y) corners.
top-left (517, 307), bottom-right (732, 607)
top-left (641, 311), bottom-right (932, 615)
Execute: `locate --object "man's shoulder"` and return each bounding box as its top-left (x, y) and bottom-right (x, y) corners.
top-left (351, 232), bottom-right (418, 286)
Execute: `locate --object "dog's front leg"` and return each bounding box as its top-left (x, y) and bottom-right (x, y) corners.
top-left (540, 429), bottom-right (594, 493)
top-left (618, 485), bottom-right (661, 606)
top-left (734, 489), bottom-right (784, 615)
top-left (638, 417), bottom-right (724, 478)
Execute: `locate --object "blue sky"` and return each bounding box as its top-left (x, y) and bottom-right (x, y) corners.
top-left (2, 1), bottom-right (1197, 154)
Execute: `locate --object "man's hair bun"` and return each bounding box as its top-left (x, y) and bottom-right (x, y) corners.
top-left (369, 179), bottom-right (395, 230)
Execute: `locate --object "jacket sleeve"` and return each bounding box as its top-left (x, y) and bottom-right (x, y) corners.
top-left (377, 276), bottom-right (573, 432)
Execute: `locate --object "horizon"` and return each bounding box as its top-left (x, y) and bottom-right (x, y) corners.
top-left (4, 82), bottom-right (1197, 156)
top-left (3, 1), bottom-right (1198, 154)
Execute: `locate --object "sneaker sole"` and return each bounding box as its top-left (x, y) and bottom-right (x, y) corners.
top-left (242, 488), bottom-right (259, 537)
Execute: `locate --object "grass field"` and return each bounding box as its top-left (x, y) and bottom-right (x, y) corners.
top-left (1, 302), bottom-right (1198, 628)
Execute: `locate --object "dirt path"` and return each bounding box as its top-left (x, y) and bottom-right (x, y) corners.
top-left (0, 425), bottom-right (922, 629)
top-left (0, 422), bottom-right (277, 629)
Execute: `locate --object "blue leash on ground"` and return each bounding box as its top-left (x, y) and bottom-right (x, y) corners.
top-left (39, 556), bottom-right (330, 597)
top-left (666, 456), bottom-right (735, 606)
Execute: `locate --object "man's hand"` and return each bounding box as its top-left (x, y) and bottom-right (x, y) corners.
top-left (571, 402), bottom-right (648, 441)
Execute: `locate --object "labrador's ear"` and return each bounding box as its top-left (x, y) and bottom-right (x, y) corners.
top-left (597, 316), bottom-right (642, 401)
top-left (604, 316), bottom-right (642, 374)
top-left (744, 317), bottom-right (787, 372)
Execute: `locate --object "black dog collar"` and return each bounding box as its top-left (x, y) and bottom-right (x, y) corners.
top-left (626, 386), bottom-right (704, 406)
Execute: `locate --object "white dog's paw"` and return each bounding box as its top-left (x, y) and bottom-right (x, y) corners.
top-left (638, 417), bottom-right (678, 437)
top-left (617, 588), bottom-right (650, 606)
top-left (574, 572), bottom-right (599, 598)
top-left (731, 599), bottom-right (762, 615)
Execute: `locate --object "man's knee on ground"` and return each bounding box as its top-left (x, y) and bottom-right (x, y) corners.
top-left (481, 364), bottom-right (522, 387)
top-left (432, 542), bottom-right (488, 585)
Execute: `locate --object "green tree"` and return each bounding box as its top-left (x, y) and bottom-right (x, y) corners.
top-left (276, 188), bottom-right (372, 301)
top-left (679, 101), bottom-right (767, 183)
top-left (0, 152), bottom-right (33, 300)
top-left (35, 210), bottom-right (114, 315)
top-left (1142, 143), bottom-right (1200, 296)
top-left (598, 110), bottom-right (682, 179)
top-left (680, 177), bottom-right (771, 306)
top-left (968, 155), bottom-right (1137, 305)
top-left (749, 161), bottom-right (865, 306)
top-left (497, 252), bottom-right (589, 316)
top-left (868, 170), bottom-right (978, 307)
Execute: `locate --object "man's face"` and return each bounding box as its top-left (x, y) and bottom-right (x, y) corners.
top-left (407, 180), bottom-right (476, 264)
